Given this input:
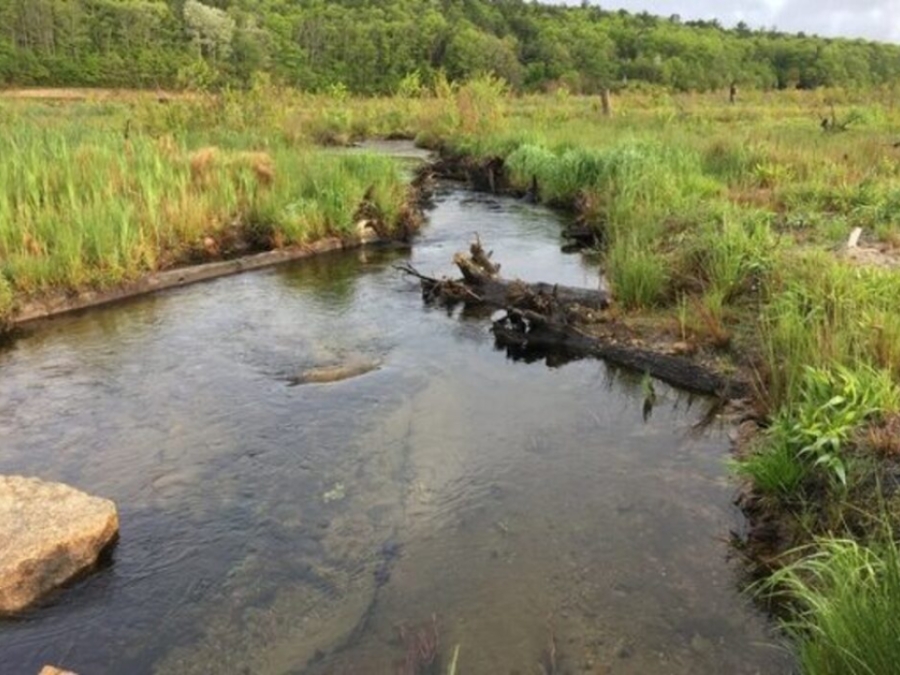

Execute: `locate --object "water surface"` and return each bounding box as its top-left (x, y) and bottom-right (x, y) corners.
top-left (0, 185), bottom-right (791, 674)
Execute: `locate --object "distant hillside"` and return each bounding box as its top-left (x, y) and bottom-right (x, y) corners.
top-left (2, 0), bottom-right (899, 93)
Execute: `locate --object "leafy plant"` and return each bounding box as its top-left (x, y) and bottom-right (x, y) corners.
top-left (768, 366), bottom-right (899, 488)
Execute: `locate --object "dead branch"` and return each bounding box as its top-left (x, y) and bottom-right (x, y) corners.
top-left (400, 238), bottom-right (749, 399)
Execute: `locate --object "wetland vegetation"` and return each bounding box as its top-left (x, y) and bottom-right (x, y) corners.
top-left (4, 79), bottom-right (900, 674)
top-left (4, 3), bottom-right (900, 673)
top-left (428, 87), bottom-right (900, 675)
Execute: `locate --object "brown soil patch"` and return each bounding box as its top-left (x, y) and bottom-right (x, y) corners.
top-left (842, 244), bottom-right (900, 269)
top-left (0, 88), bottom-right (189, 102)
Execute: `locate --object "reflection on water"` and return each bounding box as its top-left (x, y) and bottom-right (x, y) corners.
top-left (0, 188), bottom-right (791, 674)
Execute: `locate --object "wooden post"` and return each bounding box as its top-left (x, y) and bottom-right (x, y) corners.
top-left (600, 88), bottom-right (612, 117)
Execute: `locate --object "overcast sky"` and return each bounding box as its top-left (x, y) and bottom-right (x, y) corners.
top-left (573, 0), bottom-right (900, 42)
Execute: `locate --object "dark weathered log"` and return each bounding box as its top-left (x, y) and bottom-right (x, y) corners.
top-left (397, 240), bottom-right (609, 312)
top-left (399, 238), bottom-right (748, 399)
top-left (493, 308), bottom-right (750, 398)
top-left (561, 223), bottom-right (601, 250)
top-left (600, 88), bottom-right (613, 117)
top-left (450, 240), bottom-right (610, 311)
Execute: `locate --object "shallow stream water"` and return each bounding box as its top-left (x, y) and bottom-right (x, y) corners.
top-left (0, 164), bottom-right (792, 674)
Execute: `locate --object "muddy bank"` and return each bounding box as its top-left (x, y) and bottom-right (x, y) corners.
top-left (13, 236), bottom-right (372, 328)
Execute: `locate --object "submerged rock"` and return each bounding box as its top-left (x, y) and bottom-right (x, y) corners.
top-left (39, 667), bottom-right (79, 675)
top-left (0, 475), bottom-right (119, 614)
top-left (288, 359), bottom-right (381, 386)
top-left (322, 482), bottom-right (346, 503)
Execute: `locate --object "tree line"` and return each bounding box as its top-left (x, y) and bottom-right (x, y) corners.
top-left (2, 0), bottom-right (899, 93)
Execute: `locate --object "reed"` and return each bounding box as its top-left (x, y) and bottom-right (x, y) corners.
top-left (760, 535), bottom-right (900, 675)
top-left (0, 102), bottom-right (412, 318)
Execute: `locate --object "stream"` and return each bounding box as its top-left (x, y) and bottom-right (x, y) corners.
top-left (0, 154), bottom-right (792, 674)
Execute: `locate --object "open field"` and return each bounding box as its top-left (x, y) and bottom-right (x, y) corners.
top-left (0, 88), bottom-right (183, 101)
top-left (3, 83), bottom-right (900, 673)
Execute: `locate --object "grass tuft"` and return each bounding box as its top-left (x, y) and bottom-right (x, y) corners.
top-left (760, 536), bottom-right (900, 675)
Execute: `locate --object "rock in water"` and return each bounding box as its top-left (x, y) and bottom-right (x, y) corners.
top-left (0, 475), bottom-right (119, 613)
top-left (288, 359), bottom-right (381, 386)
top-left (39, 667), bottom-right (79, 675)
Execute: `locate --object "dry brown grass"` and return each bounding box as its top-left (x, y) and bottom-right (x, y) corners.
top-left (189, 146), bottom-right (220, 187)
top-left (188, 147), bottom-right (275, 189)
top-left (864, 414), bottom-right (900, 458)
top-left (0, 88), bottom-right (193, 101)
top-left (239, 151), bottom-right (275, 186)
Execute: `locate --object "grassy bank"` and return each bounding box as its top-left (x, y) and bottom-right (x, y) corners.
top-left (4, 84), bottom-right (900, 672)
top-left (420, 84), bottom-right (900, 675)
top-left (0, 86), bottom-right (430, 324)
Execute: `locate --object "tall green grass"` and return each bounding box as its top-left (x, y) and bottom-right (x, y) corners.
top-left (760, 253), bottom-right (900, 407)
top-left (0, 115), bottom-right (410, 318)
top-left (504, 140), bottom-right (723, 308)
top-left (761, 536), bottom-right (900, 675)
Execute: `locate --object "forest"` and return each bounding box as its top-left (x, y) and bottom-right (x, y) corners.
top-left (3, 0), bottom-right (900, 93)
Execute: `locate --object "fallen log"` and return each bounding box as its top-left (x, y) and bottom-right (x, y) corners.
top-left (493, 308), bottom-right (750, 399)
top-left (561, 223), bottom-right (601, 251)
top-left (397, 237), bottom-right (610, 312)
top-left (399, 238), bottom-right (749, 399)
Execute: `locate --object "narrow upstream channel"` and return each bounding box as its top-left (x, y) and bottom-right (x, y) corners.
top-left (0, 164), bottom-right (792, 673)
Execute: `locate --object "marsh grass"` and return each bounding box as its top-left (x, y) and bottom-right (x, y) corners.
top-left (0, 77), bottom-right (506, 323)
top-left (503, 139), bottom-right (724, 308)
top-left (604, 235), bottom-right (669, 309)
top-left (0, 84), bottom-right (473, 320)
top-left (423, 87), bottom-right (900, 675)
top-left (760, 535), bottom-right (900, 675)
top-left (0, 101), bottom-right (412, 315)
top-left (5, 85), bottom-right (900, 675)
top-left (736, 436), bottom-right (810, 498)
top-left (759, 254), bottom-right (900, 407)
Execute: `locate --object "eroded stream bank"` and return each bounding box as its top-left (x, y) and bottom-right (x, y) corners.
top-left (0, 185), bottom-right (791, 674)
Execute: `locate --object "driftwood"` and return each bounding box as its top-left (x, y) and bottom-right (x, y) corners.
top-left (561, 223), bottom-right (601, 251)
top-left (400, 238), bottom-right (749, 399)
top-left (493, 308), bottom-right (749, 398)
top-left (397, 237), bottom-right (610, 312)
top-left (821, 104), bottom-right (863, 133)
top-left (600, 88), bottom-right (613, 117)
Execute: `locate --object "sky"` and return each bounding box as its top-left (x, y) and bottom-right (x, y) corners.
top-left (575, 0), bottom-right (900, 42)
